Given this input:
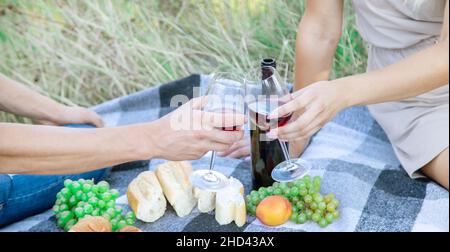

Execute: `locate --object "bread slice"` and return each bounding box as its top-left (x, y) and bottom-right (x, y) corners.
top-left (194, 187), bottom-right (216, 213)
top-left (215, 177), bottom-right (246, 227)
top-left (127, 171), bottom-right (167, 222)
top-left (156, 161), bottom-right (196, 217)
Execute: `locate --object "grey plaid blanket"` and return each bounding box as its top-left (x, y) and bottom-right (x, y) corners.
top-left (1, 74), bottom-right (448, 232)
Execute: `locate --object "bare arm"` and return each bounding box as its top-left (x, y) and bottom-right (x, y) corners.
top-left (0, 73), bottom-right (103, 126)
top-left (290, 0), bottom-right (344, 156)
top-left (294, 0), bottom-right (344, 90)
top-left (0, 98), bottom-right (244, 175)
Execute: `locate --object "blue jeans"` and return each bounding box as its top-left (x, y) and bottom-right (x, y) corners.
top-left (0, 124), bottom-right (111, 227)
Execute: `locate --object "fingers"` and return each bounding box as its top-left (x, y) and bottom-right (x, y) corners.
top-left (269, 93), bottom-right (312, 119)
top-left (87, 111), bottom-right (105, 128)
top-left (202, 111), bottom-right (246, 128)
top-left (202, 129), bottom-right (244, 145)
top-left (274, 103), bottom-right (324, 138)
top-left (217, 137), bottom-right (250, 157)
top-left (190, 96), bottom-right (208, 110)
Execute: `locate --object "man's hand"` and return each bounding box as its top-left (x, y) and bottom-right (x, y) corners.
top-left (36, 106), bottom-right (104, 128)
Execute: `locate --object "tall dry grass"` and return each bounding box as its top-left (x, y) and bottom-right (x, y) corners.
top-left (0, 0), bottom-right (367, 123)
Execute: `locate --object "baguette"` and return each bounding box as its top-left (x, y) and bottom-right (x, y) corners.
top-left (156, 161), bottom-right (196, 217)
top-left (194, 187), bottom-right (215, 213)
top-left (127, 171), bottom-right (167, 222)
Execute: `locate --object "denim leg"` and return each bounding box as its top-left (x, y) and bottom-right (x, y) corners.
top-left (0, 124), bottom-right (111, 227)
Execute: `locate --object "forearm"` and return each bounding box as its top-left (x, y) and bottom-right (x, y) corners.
top-left (0, 123), bottom-right (153, 174)
top-left (0, 73), bottom-right (65, 121)
top-left (342, 41), bottom-right (449, 107)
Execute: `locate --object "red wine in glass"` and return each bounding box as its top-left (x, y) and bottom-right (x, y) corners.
top-left (248, 100), bottom-right (292, 131)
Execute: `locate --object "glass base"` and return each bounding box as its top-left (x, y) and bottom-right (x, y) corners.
top-left (271, 159), bottom-right (310, 182)
top-left (189, 169), bottom-right (229, 192)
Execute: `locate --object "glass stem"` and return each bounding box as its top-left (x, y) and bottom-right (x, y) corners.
top-left (278, 140), bottom-right (292, 164)
top-left (209, 151), bottom-right (217, 171)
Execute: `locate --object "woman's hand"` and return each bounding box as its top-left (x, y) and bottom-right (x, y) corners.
top-left (267, 80), bottom-right (350, 141)
top-left (217, 136), bottom-right (250, 159)
top-left (37, 106), bottom-right (104, 128)
top-left (142, 97), bottom-right (246, 161)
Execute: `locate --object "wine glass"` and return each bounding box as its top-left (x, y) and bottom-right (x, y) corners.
top-left (189, 72), bottom-right (246, 191)
top-left (244, 66), bottom-right (310, 182)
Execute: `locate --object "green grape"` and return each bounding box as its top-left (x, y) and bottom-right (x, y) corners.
top-left (64, 179), bottom-right (73, 188)
top-left (332, 210), bottom-right (340, 219)
top-left (64, 219), bottom-right (77, 232)
top-left (313, 184), bottom-right (321, 192)
top-left (297, 213), bottom-right (307, 224)
top-left (92, 208), bottom-right (101, 217)
top-left (292, 196), bottom-right (300, 203)
top-left (272, 182), bottom-right (280, 188)
top-left (296, 181), bottom-right (306, 189)
top-left (308, 188), bottom-right (317, 195)
top-left (81, 193), bottom-right (89, 202)
top-left (290, 187), bottom-right (299, 197)
top-left (82, 183), bottom-right (92, 193)
top-left (56, 192), bottom-right (63, 201)
top-left (325, 213), bottom-right (334, 224)
top-left (68, 196), bottom-right (77, 207)
top-left (110, 219), bottom-right (119, 231)
top-left (110, 189), bottom-right (120, 199)
top-left (60, 188), bottom-right (71, 199)
top-left (292, 205), bottom-right (299, 213)
top-left (59, 210), bottom-right (74, 225)
top-left (327, 203), bottom-right (336, 212)
top-left (258, 187), bottom-right (268, 196)
top-left (57, 219), bottom-right (65, 228)
top-left (250, 205), bottom-right (257, 215)
top-left (75, 191), bottom-right (83, 201)
top-left (97, 181), bottom-right (110, 193)
top-left (313, 176), bottom-right (321, 183)
top-left (92, 185), bottom-right (99, 194)
top-left (250, 190), bottom-right (259, 198)
top-left (245, 195), bottom-right (251, 203)
top-left (331, 199), bottom-right (340, 207)
top-left (266, 187), bottom-right (274, 195)
top-left (302, 175), bottom-right (311, 184)
top-left (83, 204), bottom-right (94, 215)
top-left (106, 208), bottom-right (117, 218)
top-left (311, 213), bottom-right (321, 223)
top-left (290, 212), bottom-right (299, 222)
top-left (106, 200), bottom-right (115, 209)
top-left (86, 191), bottom-right (95, 199)
top-left (55, 199), bottom-right (63, 206)
top-left (71, 181), bottom-right (82, 194)
top-left (314, 193), bottom-right (323, 203)
top-left (282, 188), bottom-right (290, 197)
top-left (59, 203), bottom-right (69, 212)
top-left (299, 188), bottom-right (308, 197)
top-left (287, 182), bottom-right (295, 187)
top-left (52, 205), bottom-right (60, 214)
top-left (102, 213), bottom-right (112, 221)
top-left (250, 195), bottom-right (259, 204)
top-left (318, 202), bottom-right (327, 211)
top-left (125, 211), bottom-right (136, 221)
top-left (117, 220), bottom-right (127, 230)
top-left (98, 200), bottom-right (106, 209)
top-left (324, 194), bottom-right (334, 204)
top-left (305, 209), bottom-right (313, 220)
top-left (296, 201), bottom-right (305, 211)
top-left (315, 209), bottom-right (324, 217)
top-left (258, 193), bottom-right (266, 201)
top-left (126, 218), bottom-right (135, 226)
top-left (88, 197), bottom-right (98, 207)
top-left (310, 202), bottom-right (318, 210)
top-left (74, 207), bottom-right (85, 219)
top-left (318, 218), bottom-right (328, 228)
top-left (114, 206), bottom-right (123, 215)
top-left (279, 182), bottom-right (288, 190)
top-left (273, 188), bottom-right (282, 195)
top-left (304, 195), bottom-right (313, 204)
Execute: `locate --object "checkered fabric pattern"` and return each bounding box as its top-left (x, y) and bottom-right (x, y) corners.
top-left (1, 74), bottom-right (448, 232)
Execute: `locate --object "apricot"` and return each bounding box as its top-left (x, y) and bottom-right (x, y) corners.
top-left (256, 195), bottom-right (292, 226)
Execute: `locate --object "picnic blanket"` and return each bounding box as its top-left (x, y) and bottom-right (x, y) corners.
top-left (1, 74), bottom-right (448, 232)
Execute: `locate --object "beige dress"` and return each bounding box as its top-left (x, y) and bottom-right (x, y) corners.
top-left (352, 0), bottom-right (449, 178)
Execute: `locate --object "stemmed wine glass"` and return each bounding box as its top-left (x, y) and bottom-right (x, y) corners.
top-left (189, 72), bottom-right (246, 191)
top-left (244, 66), bottom-right (310, 182)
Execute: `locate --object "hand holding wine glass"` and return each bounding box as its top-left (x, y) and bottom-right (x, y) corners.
top-left (189, 73), bottom-right (246, 191)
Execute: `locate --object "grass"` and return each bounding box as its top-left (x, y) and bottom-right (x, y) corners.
top-left (0, 0), bottom-right (367, 123)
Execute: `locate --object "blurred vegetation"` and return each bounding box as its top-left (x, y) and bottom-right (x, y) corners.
top-left (0, 0), bottom-right (367, 123)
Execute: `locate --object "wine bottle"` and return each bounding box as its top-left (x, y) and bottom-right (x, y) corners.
top-left (249, 59), bottom-right (286, 190)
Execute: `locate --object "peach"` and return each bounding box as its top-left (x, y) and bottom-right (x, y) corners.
top-left (256, 195), bottom-right (292, 226)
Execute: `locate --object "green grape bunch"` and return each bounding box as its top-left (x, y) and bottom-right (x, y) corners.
top-left (245, 175), bottom-right (340, 228)
top-left (52, 179), bottom-right (136, 231)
